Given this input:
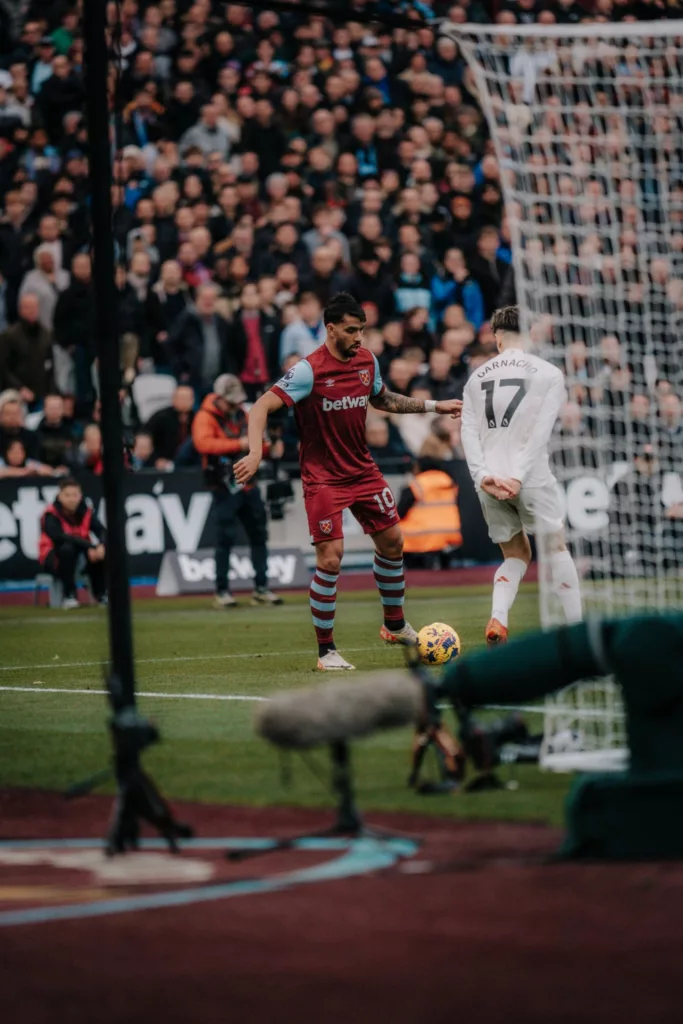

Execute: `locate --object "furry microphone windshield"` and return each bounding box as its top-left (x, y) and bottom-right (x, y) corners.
top-left (255, 671), bottom-right (424, 750)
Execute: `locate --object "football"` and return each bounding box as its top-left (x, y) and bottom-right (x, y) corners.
top-left (416, 622), bottom-right (461, 666)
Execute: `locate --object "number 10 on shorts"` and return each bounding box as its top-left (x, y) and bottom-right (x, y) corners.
top-left (373, 487), bottom-right (396, 514)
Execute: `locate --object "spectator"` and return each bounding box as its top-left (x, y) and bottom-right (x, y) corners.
top-left (0, 191), bottom-right (29, 298)
top-left (431, 248), bottom-right (485, 330)
top-left (152, 259), bottom-right (192, 360)
top-left (18, 244), bottom-right (69, 330)
top-left (0, 390), bottom-right (37, 458)
top-left (169, 282), bottom-right (233, 394)
top-left (309, 245), bottom-right (351, 307)
top-left (53, 252), bottom-right (95, 404)
top-left (0, 438), bottom-right (54, 478)
top-left (279, 292), bottom-right (326, 363)
top-left (630, 393), bottom-right (652, 446)
top-left (257, 221), bottom-right (312, 282)
top-left (657, 393), bottom-right (683, 472)
top-left (302, 205), bottom-right (351, 264)
top-left (240, 98), bottom-right (286, 178)
top-left (365, 416), bottom-right (411, 473)
top-left (129, 431), bottom-right (157, 471)
top-left (396, 383), bottom-right (439, 456)
top-left (117, 251), bottom-right (165, 364)
top-left (468, 226), bottom-right (509, 317)
top-left (35, 393), bottom-right (74, 468)
top-left (551, 401), bottom-right (599, 473)
top-left (348, 244), bottom-right (395, 321)
top-left (415, 349), bottom-right (463, 402)
top-left (71, 422), bottom-right (103, 475)
top-left (387, 358), bottom-right (417, 397)
top-left (394, 253), bottom-right (432, 317)
top-left (146, 384), bottom-right (196, 465)
top-left (0, 272), bottom-right (11, 334)
top-left (37, 54), bottom-right (84, 143)
top-left (441, 327), bottom-right (473, 385)
top-left (229, 281), bottom-right (281, 400)
top-left (0, 292), bottom-right (54, 405)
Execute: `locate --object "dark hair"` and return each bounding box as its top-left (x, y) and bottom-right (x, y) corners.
top-left (59, 476), bottom-right (82, 492)
top-left (324, 292), bottom-right (366, 326)
top-left (490, 305), bottom-right (521, 335)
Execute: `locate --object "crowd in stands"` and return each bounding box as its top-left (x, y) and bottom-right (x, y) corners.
top-left (0, 0), bottom-right (681, 493)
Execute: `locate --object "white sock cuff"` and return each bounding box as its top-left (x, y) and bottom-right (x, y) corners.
top-left (496, 557), bottom-right (527, 581)
top-left (548, 550), bottom-right (573, 567)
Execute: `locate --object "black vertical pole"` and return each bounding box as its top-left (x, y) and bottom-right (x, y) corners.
top-left (79, 0), bottom-right (189, 853)
top-left (82, 0), bottom-right (136, 710)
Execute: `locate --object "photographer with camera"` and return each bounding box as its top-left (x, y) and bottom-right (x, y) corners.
top-left (192, 373), bottom-right (284, 608)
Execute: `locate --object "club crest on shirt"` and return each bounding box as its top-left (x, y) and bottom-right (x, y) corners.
top-left (319, 519), bottom-right (333, 535)
top-left (358, 369), bottom-right (371, 387)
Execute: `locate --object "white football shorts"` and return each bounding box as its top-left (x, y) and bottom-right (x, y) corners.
top-left (478, 482), bottom-right (565, 544)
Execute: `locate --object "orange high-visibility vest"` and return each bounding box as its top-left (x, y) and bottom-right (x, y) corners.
top-left (401, 469), bottom-right (462, 553)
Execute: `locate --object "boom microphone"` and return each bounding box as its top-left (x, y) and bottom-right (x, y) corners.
top-left (255, 671), bottom-right (424, 749)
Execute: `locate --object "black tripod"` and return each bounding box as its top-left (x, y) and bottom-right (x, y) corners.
top-left (227, 740), bottom-right (413, 863)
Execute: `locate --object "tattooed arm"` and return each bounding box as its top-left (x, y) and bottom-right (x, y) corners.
top-left (370, 390), bottom-right (462, 418)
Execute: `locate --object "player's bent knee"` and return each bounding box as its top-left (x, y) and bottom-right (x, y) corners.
top-left (315, 541), bottom-right (343, 576)
top-left (378, 541), bottom-right (403, 561)
top-left (501, 532), bottom-right (531, 565)
top-left (373, 526), bottom-right (404, 561)
top-left (317, 556), bottom-right (342, 575)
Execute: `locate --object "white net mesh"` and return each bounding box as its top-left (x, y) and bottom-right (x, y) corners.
top-left (448, 21), bottom-right (683, 770)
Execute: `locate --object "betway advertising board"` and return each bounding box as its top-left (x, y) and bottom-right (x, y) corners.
top-left (0, 463), bottom-right (672, 586)
top-left (0, 470), bottom-right (307, 590)
top-left (156, 547), bottom-right (307, 595)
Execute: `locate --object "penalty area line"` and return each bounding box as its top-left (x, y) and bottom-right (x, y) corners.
top-left (0, 686), bottom-right (266, 702)
top-left (0, 645), bottom-right (378, 674)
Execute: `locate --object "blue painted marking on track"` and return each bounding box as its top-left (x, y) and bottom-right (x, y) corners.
top-left (0, 836), bottom-right (418, 928)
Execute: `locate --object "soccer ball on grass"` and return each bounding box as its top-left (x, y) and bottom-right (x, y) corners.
top-left (417, 622), bottom-right (461, 666)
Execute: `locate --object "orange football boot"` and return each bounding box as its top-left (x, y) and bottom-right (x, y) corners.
top-left (485, 618), bottom-right (509, 646)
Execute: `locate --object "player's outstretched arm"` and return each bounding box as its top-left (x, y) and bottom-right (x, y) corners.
top-left (370, 390), bottom-right (462, 417)
top-left (234, 391), bottom-right (284, 485)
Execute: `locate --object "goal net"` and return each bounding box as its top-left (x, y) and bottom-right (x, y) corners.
top-left (445, 20), bottom-right (683, 770)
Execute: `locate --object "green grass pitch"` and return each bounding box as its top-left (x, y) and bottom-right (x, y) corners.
top-left (0, 583), bottom-right (572, 825)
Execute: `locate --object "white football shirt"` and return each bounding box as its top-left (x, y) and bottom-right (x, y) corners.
top-left (461, 347), bottom-right (565, 489)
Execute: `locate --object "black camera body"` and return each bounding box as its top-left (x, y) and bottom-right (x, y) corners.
top-left (266, 477), bottom-right (294, 520)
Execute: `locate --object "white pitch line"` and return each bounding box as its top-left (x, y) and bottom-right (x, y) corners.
top-left (0, 645), bottom-right (378, 674)
top-left (0, 686), bottom-right (265, 701)
top-left (0, 685), bottom-right (543, 717)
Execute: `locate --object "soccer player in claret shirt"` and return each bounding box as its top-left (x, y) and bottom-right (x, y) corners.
top-left (235, 292), bottom-right (462, 671)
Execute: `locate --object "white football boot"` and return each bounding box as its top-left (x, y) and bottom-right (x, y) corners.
top-left (214, 591), bottom-right (238, 609)
top-left (61, 596), bottom-right (80, 610)
top-left (251, 588), bottom-right (283, 606)
top-left (317, 650), bottom-right (356, 671)
top-left (380, 622), bottom-right (418, 645)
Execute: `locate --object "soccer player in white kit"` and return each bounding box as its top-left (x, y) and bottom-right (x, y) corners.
top-left (460, 306), bottom-right (583, 645)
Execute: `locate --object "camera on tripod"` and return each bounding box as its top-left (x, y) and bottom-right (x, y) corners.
top-left (266, 477), bottom-right (294, 520)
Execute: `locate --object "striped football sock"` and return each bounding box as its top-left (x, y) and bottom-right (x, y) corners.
top-left (373, 553), bottom-right (406, 632)
top-left (310, 568), bottom-right (338, 656)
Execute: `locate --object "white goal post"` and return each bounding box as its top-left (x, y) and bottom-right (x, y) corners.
top-left (444, 20), bottom-right (683, 770)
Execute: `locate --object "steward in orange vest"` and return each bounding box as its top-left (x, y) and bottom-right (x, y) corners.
top-left (398, 460), bottom-right (462, 555)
